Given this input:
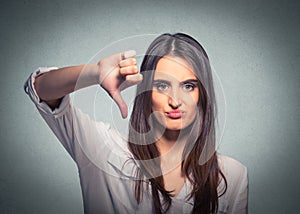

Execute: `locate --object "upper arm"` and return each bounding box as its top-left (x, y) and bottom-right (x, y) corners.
top-left (41, 97), bottom-right (62, 111)
top-left (25, 67), bottom-right (129, 172)
top-left (33, 73), bottom-right (62, 110)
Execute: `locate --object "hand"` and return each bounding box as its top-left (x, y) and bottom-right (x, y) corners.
top-left (97, 50), bottom-right (143, 118)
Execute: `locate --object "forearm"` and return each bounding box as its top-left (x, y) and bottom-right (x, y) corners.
top-left (32, 50), bottom-right (139, 116)
top-left (34, 64), bottom-right (99, 102)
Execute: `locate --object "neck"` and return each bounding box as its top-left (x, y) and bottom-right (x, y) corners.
top-left (155, 126), bottom-right (193, 153)
top-left (155, 129), bottom-right (180, 154)
top-left (155, 128), bottom-right (189, 174)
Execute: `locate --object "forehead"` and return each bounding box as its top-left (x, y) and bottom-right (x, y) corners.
top-left (154, 56), bottom-right (196, 80)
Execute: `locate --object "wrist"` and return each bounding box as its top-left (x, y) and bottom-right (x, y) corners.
top-left (84, 64), bottom-right (100, 85)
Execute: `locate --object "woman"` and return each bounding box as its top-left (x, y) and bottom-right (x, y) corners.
top-left (24, 33), bottom-right (248, 213)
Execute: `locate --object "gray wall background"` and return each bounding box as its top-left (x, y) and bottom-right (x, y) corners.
top-left (1, 0), bottom-right (299, 213)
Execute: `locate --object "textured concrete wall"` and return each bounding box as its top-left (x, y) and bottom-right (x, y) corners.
top-left (1, 0), bottom-right (299, 213)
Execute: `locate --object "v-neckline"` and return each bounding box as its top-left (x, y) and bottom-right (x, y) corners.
top-left (173, 179), bottom-right (190, 200)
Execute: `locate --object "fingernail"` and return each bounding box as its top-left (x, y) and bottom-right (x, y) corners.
top-left (124, 50), bottom-right (136, 58)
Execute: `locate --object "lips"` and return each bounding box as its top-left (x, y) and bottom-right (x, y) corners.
top-left (166, 110), bottom-right (184, 119)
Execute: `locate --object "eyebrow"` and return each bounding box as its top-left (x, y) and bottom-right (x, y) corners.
top-left (153, 79), bottom-right (170, 84)
top-left (153, 79), bottom-right (198, 84)
top-left (181, 79), bottom-right (199, 84)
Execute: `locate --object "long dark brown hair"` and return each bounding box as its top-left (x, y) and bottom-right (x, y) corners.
top-left (128, 33), bottom-right (227, 213)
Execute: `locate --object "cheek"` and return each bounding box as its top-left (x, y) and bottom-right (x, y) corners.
top-left (151, 92), bottom-right (166, 111)
top-left (192, 90), bottom-right (199, 103)
top-left (184, 92), bottom-right (199, 122)
top-left (184, 91), bottom-right (199, 107)
top-left (151, 92), bottom-right (168, 126)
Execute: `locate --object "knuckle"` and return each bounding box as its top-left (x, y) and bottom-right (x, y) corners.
top-left (133, 66), bottom-right (138, 73)
top-left (119, 60), bottom-right (125, 67)
top-left (119, 67), bottom-right (126, 74)
top-left (131, 58), bottom-right (137, 64)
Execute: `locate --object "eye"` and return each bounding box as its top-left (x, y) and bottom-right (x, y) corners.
top-left (154, 82), bottom-right (169, 91)
top-left (182, 83), bottom-right (196, 92)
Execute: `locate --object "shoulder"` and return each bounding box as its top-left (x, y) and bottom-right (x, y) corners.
top-left (217, 153), bottom-right (248, 184)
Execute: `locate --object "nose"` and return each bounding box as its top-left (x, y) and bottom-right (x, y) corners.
top-left (168, 87), bottom-right (182, 109)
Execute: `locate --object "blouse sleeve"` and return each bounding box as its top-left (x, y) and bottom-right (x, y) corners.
top-left (219, 155), bottom-right (249, 214)
top-left (24, 67), bottom-right (129, 172)
top-left (228, 166), bottom-right (248, 214)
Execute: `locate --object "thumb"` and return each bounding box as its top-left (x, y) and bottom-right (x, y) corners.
top-left (111, 90), bottom-right (128, 119)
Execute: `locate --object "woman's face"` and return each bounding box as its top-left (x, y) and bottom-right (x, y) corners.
top-left (151, 56), bottom-right (199, 131)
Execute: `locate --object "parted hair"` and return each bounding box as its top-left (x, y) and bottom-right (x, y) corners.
top-left (128, 33), bottom-right (227, 214)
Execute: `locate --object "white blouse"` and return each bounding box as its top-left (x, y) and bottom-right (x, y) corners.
top-left (24, 67), bottom-right (248, 214)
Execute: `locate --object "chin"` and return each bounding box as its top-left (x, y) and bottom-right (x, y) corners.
top-left (165, 127), bottom-right (182, 131)
top-left (165, 119), bottom-right (197, 132)
top-left (152, 116), bottom-right (194, 132)
top-left (165, 123), bottom-right (189, 131)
